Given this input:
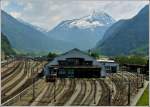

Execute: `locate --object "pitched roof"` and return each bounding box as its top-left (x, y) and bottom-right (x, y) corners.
top-left (47, 48), bottom-right (102, 67)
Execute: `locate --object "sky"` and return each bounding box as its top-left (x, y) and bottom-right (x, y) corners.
top-left (1, 0), bottom-right (149, 31)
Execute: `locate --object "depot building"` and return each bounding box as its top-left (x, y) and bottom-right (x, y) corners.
top-left (44, 48), bottom-right (106, 78)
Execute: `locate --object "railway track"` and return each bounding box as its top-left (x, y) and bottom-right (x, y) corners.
top-left (1, 62), bottom-right (25, 86)
top-left (54, 78), bottom-right (76, 106)
top-left (2, 60), bottom-right (45, 106)
top-left (4, 79), bottom-right (47, 106)
top-left (82, 79), bottom-right (95, 106)
top-left (1, 59), bottom-right (14, 68)
top-left (34, 79), bottom-right (65, 106)
top-left (1, 60), bottom-right (18, 73)
top-left (48, 79), bottom-right (70, 106)
top-left (110, 74), bottom-right (128, 106)
top-left (70, 79), bottom-right (86, 106)
top-left (64, 79), bottom-right (82, 105)
top-left (1, 61), bottom-right (43, 103)
top-left (1, 61), bottom-right (22, 81)
top-left (97, 79), bottom-right (110, 106)
top-left (1, 71), bottom-right (142, 106)
top-left (1, 62), bottom-right (25, 91)
top-left (1, 61), bottom-right (26, 102)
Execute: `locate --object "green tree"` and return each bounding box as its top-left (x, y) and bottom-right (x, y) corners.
top-left (114, 55), bottom-right (147, 65)
top-left (128, 55), bottom-right (147, 65)
top-left (90, 52), bottom-right (100, 59)
top-left (114, 56), bottom-right (129, 65)
top-left (47, 52), bottom-right (58, 58)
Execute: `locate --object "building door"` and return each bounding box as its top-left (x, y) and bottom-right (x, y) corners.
top-left (111, 66), bottom-right (117, 73)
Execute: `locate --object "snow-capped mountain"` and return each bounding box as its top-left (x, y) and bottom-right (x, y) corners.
top-left (47, 11), bottom-right (115, 50)
top-left (69, 11), bottom-right (115, 29)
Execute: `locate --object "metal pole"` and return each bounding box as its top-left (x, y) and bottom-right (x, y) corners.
top-left (128, 80), bottom-right (131, 105)
top-left (37, 67), bottom-right (38, 75)
top-left (32, 76), bottom-right (35, 100)
top-left (7, 58), bottom-right (8, 68)
top-left (32, 78), bottom-right (35, 99)
top-left (29, 59), bottom-right (30, 74)
top-left (94, 79), bottom-right (96, 104)
top-left (54, 80), bottom-right (56, 102)
top-left (142, 74), bottom-right (144, 87)
top-left (108, 88), bottom-right (111, 106)
top-left (137, 70), bottom-right (138, 92)
top-left (111, 73), bottom-right (113, 104)
top-left (49, 82), bottom-right (51, 103)
top-left (28, 60), bottom-right (29, 78)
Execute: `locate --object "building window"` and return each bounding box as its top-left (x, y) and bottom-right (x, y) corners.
top-left (59, 69), bottom-right (66, 74)
top-left (105, 66), bottom-right (111, 70)
top-left (85, 61), bottom-right (92, 66)
top-left (58, 60), bottom-right (66, 66)
top-left (66, 58), bottom-right (84, 66)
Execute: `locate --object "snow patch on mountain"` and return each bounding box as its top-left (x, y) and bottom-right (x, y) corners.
top-left (68, 11), bottom-right (115, 29)
top-left (69, 19), bottom-right (104, 29)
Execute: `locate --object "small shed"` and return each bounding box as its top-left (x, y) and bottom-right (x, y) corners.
top-left (97, 59), bottom-right (119, 73)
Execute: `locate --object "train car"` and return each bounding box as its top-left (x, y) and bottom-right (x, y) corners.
top-left (45, 73), bottom-right (57, 82)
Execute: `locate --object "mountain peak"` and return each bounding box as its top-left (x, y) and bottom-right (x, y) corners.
top-left (91, 10), bottom-right (108, 18)
top-left (84, 10), bottom-right (115, 24)
top-left (68, 11), bottom-right (115, 29)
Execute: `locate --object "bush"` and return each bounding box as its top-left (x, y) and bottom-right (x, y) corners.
top-left (47, 52), bottom-right (58, 58)
top-left (114, 55), bottom-right (147, 65)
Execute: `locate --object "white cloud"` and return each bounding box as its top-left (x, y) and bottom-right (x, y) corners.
top-left (1, 0), bottom-right (149, 30)
top-left (1, 0), bottom-right (11, 9)
top-left (10, 11), bottom-right (21, 18)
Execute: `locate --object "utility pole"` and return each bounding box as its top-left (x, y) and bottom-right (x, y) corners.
top-left (141, 73), bottom-right (144, 88)
top-left (94, 79), bottom-right (96, 104)
top-left (37, 67), bottom-right (39, 75)
top-left (54, 80), bottom-right (56, 102)
top-left (128, 80), bottom-right (131, 105)
top-left (6, 56), bottom-right (8, 68)
top-left (137, 68), bottom-right (140, 92)
top-left (108, 88), bottom-right (111, 106)
top-left (49, 82), bottom-right (51, 103)
top-left (32, 68), bottom-right (35, 100)
top-left (25, 59), bottom-right (28, 75)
